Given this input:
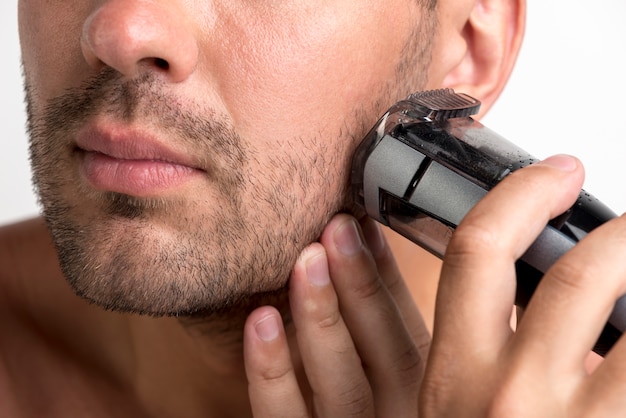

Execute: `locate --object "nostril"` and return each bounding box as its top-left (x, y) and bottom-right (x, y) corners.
top-left (152, 57), bottom-right (170, 71)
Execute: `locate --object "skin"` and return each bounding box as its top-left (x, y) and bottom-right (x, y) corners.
top-left (9, 0), bottom-right (459, 415)
top-left (21, 0), bottom-right (440, 317)
top-left (4, 0), bottom-right (626, 416)
top-left (421, 156), bottom-right (626, 417)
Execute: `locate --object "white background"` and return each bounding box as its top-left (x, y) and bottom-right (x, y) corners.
top-left (2, 1), bottom-right (626, 224)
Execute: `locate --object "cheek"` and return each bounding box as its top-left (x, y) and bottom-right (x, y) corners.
top-left (213, 3), bottom-right (416, 141)
top-left (18, 1), bottom-right (92, 108)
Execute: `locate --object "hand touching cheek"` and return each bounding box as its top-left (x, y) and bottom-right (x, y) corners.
top-left (244, 214), bottom-right (429, 418)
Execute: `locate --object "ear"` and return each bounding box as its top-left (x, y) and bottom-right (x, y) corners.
top-left (441, 0), bottom-right (526, 118)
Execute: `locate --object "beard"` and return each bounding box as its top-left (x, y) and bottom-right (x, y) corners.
top-left (27, 69), bottom-right (351, 317)
top-left (24, 10), bottom-right (436, 319)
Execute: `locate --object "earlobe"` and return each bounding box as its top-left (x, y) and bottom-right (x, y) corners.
top-left (441, 0), bottom-right (526, 117)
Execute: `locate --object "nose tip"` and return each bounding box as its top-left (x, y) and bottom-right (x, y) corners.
top-left (80, 2), bottom-right (198, 83)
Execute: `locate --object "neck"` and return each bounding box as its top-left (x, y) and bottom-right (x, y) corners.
top-left (176, 287), bottom-right (293, 375)
top-left (124, 288), bottom-right (295, 418)
top-left (18, 217), bottom-right (438, 417)
top-left (130, 228), bottom-right (441, 415)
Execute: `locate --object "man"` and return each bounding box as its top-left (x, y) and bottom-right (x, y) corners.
top-left (3, 0), bottom-right (626, 416)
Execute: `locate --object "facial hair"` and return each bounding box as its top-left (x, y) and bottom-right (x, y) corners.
top-left (24, 8), bottom-right (436, 319)
top-left (26, 69), bottom-right (349, 317)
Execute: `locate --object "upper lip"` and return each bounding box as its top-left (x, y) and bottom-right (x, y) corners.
top-left (75, 124), bottom-right (203, 170)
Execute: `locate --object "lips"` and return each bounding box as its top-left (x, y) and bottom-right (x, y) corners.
top-left (76, 125), bottom-right (205, 197)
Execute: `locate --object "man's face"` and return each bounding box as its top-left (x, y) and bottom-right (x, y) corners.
top-left (18, 0), bottom-right (438, 316)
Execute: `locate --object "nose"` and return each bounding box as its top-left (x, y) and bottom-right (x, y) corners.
top-left (81, 1), bottom-right (199, 82)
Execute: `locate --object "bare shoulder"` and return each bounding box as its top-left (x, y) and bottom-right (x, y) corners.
top-left (0, 218), bottom-right (144, 416)
top-left (0, 217), bottom-right (66, 308)
top-left (0, 216), bottom-right (115, 333)
top-left (0, 218), bottom-right (72, 413)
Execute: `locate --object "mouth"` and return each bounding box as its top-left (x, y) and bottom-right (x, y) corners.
top-left (76, 124), bottom-right (206, 197)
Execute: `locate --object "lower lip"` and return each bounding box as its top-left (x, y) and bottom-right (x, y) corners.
top-left (80, 151), bottom-right (202, 196)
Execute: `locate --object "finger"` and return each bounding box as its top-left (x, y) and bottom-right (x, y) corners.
top-left (321, 214), bottom-right (422, 416)
top-left (513, 214), bottom-right (626, 369)
top-left (244, 306), bottom-right (308, 418)
top-left (433, 155), bottom-right (584, 358)
top-left (580, 329), bottom-right (626, 413)
top-left (289, 243), bottom-right (375, 418)
top-left (359, 215), bottom-right (431, 359)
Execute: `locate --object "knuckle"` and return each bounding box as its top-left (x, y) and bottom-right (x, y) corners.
top-left (350, 271), bottom-right (385, 301)
top-left (256, 362), bottom-right (293, 384)
top-left (544, 260), bottom-right (590, 294)
top-left (369, 343), bottom-right (423, 406)
top-left (446, 223), bottom-right (503, 263)
top-left (419, 376), bottom-right (469, 417)
top-left (314, 305), bottom-right (343, 330)
top-left (414, 332), bottom-right (432, 361)
top-left (297, 291), bottom-right (349, 343)
top-left (391, 342), bottom-right (424, 390)
top-left (418, 349), bottom-right (462, 417)
top-left (381, 266), bottom-right (405, 295)
top-left (332, 380), bottom-right (374, 416)
top-left (298, 290), bottom-right (343, 330)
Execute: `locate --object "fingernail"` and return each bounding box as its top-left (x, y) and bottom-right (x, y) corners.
top-left (255, 314), bottom-right (280, 342)
top-left (539, 154), bottom-right (577, 172)
top-left (305, 248), bottom-right (331, 287)
top-left (361, 218), bottom-right (385, 257)
top-left (334, 218), bottom-right (363, 257)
